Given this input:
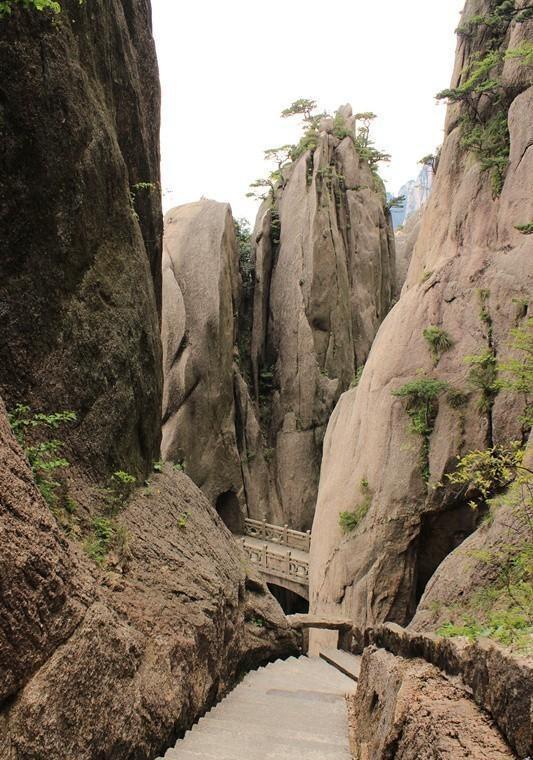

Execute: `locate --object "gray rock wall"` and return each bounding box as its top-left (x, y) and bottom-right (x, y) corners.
top-left (0, 0), bottom-right (163, 481)
top-left (310, 2), bottom-right (533, 626)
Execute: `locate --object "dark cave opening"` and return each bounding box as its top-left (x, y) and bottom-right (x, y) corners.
top-left (267, 583), bottom-right (309, 614)
top-left (215, 490), bottom-right (243, 534)
top-left (414, 501), bottom-right (483, 605)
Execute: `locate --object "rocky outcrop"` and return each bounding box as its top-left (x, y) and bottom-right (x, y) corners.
top-left (349, 647), bottom-right (515, 759)
top-left (0, 5), bottom-right (299, 757)
top-left (349, 622), bottom-right (532, 757)
top-left (394, 207), bottom-right (422, 293)
top-left (0, 399), bottom-right (298, 759)
top-left (160, 108), bottom-right (395, 531)
top-left (161, 201), bottom-right (246, 526)
top-left (248, 108), bottom-right (395, 529)
top-left (310, 3), bottom-right (533, 625)
top-left (0, 0), bottom-right (163, 480)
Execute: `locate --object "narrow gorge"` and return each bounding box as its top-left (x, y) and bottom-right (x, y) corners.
top-left (0, 0), bottom-right (531, 759)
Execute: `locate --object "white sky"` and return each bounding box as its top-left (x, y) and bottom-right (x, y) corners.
top-left (152, 0), bottom-right (465, 223)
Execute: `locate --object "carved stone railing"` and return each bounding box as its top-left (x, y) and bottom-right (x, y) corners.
top-left (240, 538), bottom-right (309, 587)
top-left (243, 518), bottom-right (311, 552)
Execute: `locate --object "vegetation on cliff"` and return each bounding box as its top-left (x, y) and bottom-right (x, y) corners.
top-left (433, 319), bottom-right (533, 652)
top-left (438, 0), bottom-right (533, 195)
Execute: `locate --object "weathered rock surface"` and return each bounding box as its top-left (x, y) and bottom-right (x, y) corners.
top-left (0, 0), bottom-right (163, 480)
top-left (0, 399), bottom-right (85, 705)
top-left (310, 2), bottom-right (533, 626)
top-left (349, 647), bottom-right (515, 759)
top-left (0, 400), bottom-right (298, 759)
top-left (0, 5), bottom-right (299, 757)
top-left (161, 201), bottom-right (246, 526)
top-left (394, 207), bottom-right (422, 294)
top-left (351, 622), bottom-right (532, 757)
top-left (248, 107), bottom-right (395, 529)
top-left (160, 109), bottom-right (395, 531)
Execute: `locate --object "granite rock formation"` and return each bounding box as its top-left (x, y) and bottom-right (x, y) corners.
top-left (310, 1), bottom-right (533, 626)
top-left (0, 4), bottom-right (297, 757)
top-left (161, 107), bottom-right (396, 530)
top-left (0, 398), bottom-right (298, 759)
top-left (0, 0), bottom-right (163, 480)
top-left (349, 647), bottom-right (515, 759)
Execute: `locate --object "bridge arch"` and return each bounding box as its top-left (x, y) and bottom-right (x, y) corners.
top-left (267, 582), bottom-right (309, 614)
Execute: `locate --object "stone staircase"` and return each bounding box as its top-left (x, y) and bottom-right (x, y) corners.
top-left (157, 654), bottom-right (358, 759)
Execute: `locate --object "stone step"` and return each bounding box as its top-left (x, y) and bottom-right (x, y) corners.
top-left (160, 655), bottom-right (353, 759)
top-left (165, 745), bottom-right (351, 760)
top-left (201, 704), bottom-right (348, 735)
top-left (165, 730), bottom-right (351, 760)
top-left (190, 716), bottom-right (350, 747)
top-left (319, 648), bottom-right (361, 681)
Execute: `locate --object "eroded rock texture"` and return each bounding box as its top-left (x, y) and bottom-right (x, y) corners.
top-left (0, 400), bottom-right (298, 759)
top-left (349, 647), bottom-right (515, 759)
top-left (394, 207), bottom-right (422, 294)
top-left (0, 5), bottom-right (298, 757)
top-left (0, 0), bottom-right (163, 480)
top-left (161, 109), bottom-right (395, 530)
top-left (310, 3), bottom-right (533, 625)
top-left (161, 201), bottom-right (246, 526)
top-left (249, 108), bottom-right (395, 529)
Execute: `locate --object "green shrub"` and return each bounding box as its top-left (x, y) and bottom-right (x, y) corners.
top-left (515, 222), bottom-right (533, 235)
top-left (447, 388), bottom-right (470, 408)
top-left (350, 365), bottom-right (364, 388)
top-left (423, 326), bottom-right (454, 365)
top-left (460, 111), bottom-right (510, 196)
top-left (153, 460), bottom-right (164, 472)
top-left (98, 470), bottom-right (136, 515)
top-left (392, 377), bottom-right (448, 481)
top-left (8, 404), bottom-right (76, 507)
top-left (498, 317), bottom-right (533, 429)
top-left (85, 516), bottom-right (129, 566)
top-left (85, 517), bottom-right (115, 565)
top-left (0, 0), bottom-right (60, 16)
top-left (339, 478), bottom-right (371, 532)
top-left (466, 350), bottom-right (499, 414)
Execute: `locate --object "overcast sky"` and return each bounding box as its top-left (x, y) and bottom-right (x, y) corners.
top-left (152, 0), bottom-right (465, 223)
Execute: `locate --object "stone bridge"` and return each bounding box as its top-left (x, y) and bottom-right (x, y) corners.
top-left (239, 518), bottom-right (310, 600)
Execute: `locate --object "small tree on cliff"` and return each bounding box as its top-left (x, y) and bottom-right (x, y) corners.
top-left (280, 98), bottom-right (318, 123)
top-left (263, 145), bottom-right (293, 172)
top-left (353, 112), bottom-right (377, 148)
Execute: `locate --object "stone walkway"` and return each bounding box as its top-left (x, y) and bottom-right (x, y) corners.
top-left (158, 655), bottom-right (358, 759)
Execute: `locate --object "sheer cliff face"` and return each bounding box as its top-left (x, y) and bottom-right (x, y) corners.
top-left (0, 0), bottom-right (163, 479)
top-left (310, 3), bottom-right (533, 626)
top-left (0, 6), bottom-right (298, 757)
top-left (0, 401), bottom-right (297, 759)
top-left (249, 114), bottom-right (395, 530)
top-left (160, 111), bottom-right (395, 531)
top-left (161, 201), bottom-right (245, 520)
